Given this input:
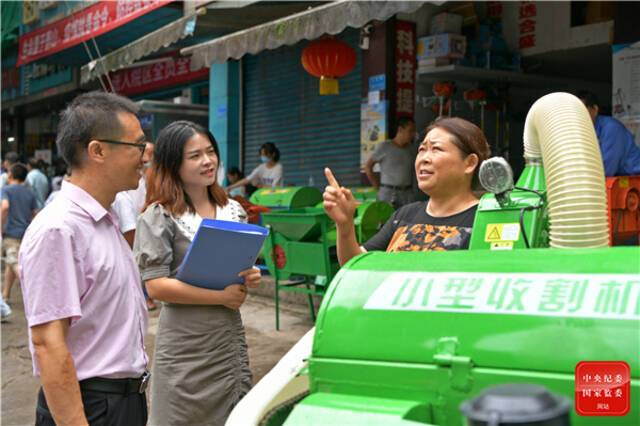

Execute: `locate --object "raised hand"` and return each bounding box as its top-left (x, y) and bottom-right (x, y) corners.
top-left (323, 167), bottom-right (357, 226)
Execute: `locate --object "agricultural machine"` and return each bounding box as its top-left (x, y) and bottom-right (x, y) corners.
top-left (228, 93), bottom-right (639, 426)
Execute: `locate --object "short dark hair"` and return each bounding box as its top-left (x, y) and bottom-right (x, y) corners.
top-left (9, 163), bottom-right (28, 182)
top-left (577, 90), bottom-right (599, 108)
top-left (4, 152), bottom-right (19, 165)
top-left (227, 166), bottom-right (244, 179)
top-left (397, 117), bottom-right (415, 129)
top-left (54, 157), bottom-right (68, 176)
top-left (425, 117), bottom-right (491, 191)
top-left (260, 142), bottom-right (280, 162)
top-left (145, 120), bottom-right (228, 216)
top-left (56, 91), bottom-right (139, 168)
top-left (27, 157), bottom-right (40, 169)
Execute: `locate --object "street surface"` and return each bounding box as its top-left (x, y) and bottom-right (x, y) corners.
top-left (1, 282), bottom-right (313, 425)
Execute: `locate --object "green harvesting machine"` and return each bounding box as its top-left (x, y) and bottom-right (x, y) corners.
top-left (227, 93), bottom-right (639, 426)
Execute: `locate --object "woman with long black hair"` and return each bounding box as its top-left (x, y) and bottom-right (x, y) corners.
top-left (134, 120), bottom-right (261, 425)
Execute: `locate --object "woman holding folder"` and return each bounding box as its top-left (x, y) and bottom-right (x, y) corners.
top-left (134, 121), bottom-right (261, 426)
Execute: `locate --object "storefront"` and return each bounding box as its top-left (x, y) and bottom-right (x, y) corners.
top-left (242, 28), bottom-right (362, 186)
top-left (181, 0), bottom-right (424, 186)
top-left (2, 0), bottom-right (183, 160)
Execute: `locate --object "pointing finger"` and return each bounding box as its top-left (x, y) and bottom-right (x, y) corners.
top-left (324, 167), bottom-right (340, 189)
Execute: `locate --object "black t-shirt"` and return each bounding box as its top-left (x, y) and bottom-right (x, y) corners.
top-left (362, 201), bottom-right (477, 252)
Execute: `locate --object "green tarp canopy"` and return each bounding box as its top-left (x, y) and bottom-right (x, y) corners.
top-left (1, 1), bottom-right (22, 47)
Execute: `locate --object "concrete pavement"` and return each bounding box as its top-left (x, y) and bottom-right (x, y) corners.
top-left (1, 281), bottom-right (313, 425)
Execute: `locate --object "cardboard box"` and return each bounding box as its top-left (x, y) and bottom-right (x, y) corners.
top-left (417, 34), bottom-right (467, 60)
top-left (430, 12), bottom-right (463, 35)
top-left (417, 58), bottom-right (452, 73)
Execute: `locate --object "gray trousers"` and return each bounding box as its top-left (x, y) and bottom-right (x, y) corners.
top-left (378, 186), bottom-right (415, 209)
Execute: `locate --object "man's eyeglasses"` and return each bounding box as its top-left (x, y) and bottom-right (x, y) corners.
top-left (97, 139), bottom-right (148, 158)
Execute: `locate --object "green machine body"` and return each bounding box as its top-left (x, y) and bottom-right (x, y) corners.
top-left (470, 163), bottom-right (550, 250)
top-left (283, 247), bottom-right (640, 425)
top-left (249, 186), bottom-right (322, 209)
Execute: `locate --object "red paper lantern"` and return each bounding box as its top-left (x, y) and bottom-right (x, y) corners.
top-left (301, 38), bottom-right (356, 95)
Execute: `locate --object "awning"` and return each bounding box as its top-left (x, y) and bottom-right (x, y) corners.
top-left (81, 10), bottom-right (202, 84)
top-left (181, 0), bottom-right (428, 71)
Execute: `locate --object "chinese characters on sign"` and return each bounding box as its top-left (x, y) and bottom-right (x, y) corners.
top-left (518, 1), bottom-right (537, 50)
top-left (18, 0), bottom-right (173, 66)
top-left (109, 56), bottom-right (208, 96)
top-left (575, 361), bottom-right (630, 416)
top-left (364, 272), bottom-right (640, 320)
top-left (395, 21), bottom-right (416, 119)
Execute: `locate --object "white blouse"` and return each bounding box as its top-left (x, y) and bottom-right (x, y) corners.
top-left (172, 199), bottom-right (247, 241)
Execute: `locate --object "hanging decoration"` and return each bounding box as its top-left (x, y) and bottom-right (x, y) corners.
top-left (301, 38), bottom-right (356, 95)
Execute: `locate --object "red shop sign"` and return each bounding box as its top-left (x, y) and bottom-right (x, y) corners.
top-left (108, 56), bottom-right (208, 96)
top-left (17, 0), bottom-right (174, 66)
top-left (518, 1), bottom-right (537, 50)
top-left (394, 20), bottom-right (416, 119)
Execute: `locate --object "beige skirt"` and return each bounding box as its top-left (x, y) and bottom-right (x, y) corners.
top-left (149, 304), bottom-right (252, 426)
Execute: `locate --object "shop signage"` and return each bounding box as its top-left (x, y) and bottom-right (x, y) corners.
top-left (17, 0), bottom-right (174, 66)
top-left (368, 74), bottom-right (385, 92)
top-left (109, 55), bottom-right (208, 96)
top-left (613, 42), bottom-right (640, 144)
top-left (394, 20), bottom-right (416, 119)
top-left (23, 1), bottom-right (40, 25)
top-left (518, 1), bottom-right (537, 50)
top-left (2, 68), bottom-right (21, 90)
top-left (360, 101), bottom-right (388, 166)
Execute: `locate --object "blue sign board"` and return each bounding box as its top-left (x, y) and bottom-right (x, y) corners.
top-left (368, 74), bottom-right (386, 91)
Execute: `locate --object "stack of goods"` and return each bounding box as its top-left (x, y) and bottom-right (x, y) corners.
top-left (417, 13), bottom-right (466, 72)
top-left (460, 19), bottom-right (520, 71)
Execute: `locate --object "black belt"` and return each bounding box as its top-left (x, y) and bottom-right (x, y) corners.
top-left (380, 184), bottom-right (412, 190)
top-left (80, 371), bottom-right (150, 394)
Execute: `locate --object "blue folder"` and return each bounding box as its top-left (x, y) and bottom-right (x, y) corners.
top-left (176, 219), bottom-right (269, 290)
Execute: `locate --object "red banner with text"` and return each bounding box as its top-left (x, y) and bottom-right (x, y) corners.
top-left (18, 0), bottom-right (173, 66)
top-left (108, 55), bottom-right (208, 96)
top-left (394, 20), bottom-right (416, 119)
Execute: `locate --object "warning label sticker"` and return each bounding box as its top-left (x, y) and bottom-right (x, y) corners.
top-left (484, 223), bottom-right (520, 242)
top-left (491, 242), bottom-right (514, 250)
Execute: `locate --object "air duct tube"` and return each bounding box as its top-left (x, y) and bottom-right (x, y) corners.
top-left (523, 92), bottom-right (609, 248)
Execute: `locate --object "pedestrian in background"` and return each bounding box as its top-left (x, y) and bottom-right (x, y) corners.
top-left (50, 157), bottom-right (69, 192)
top-left (19, 91), bottom-right (151, 426)
top-left (135, 120), bottom-right (261, 426)
top-left (578, 90), bottom-right (640, 177)
top-left (364, 117), bottom-right (417, 209)
top-left (226, 142), bottom-right (283, 191)
top-left (112, 148), bottom-right (157, 311)
top-left (26, 158), bottom-right (50, 208)
top-left (1, 163), bottom-right (38, 303)
top-left (1, 151), bottom-right (20, 188)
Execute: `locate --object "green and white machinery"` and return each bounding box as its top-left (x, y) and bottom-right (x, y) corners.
top-left (227, 93), bottom-right (639, 426)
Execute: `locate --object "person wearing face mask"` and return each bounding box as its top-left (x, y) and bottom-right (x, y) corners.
top-left (226, 142), bottom-right (283, 192)
top-left (364, 117), bottom-right (418, 209)
top-left (134, 121), bottom-right (261, 426)
top-left (324, 117), bottom-right (490, 266)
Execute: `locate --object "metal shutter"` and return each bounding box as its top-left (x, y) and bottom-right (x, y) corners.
top-left (243, 28), bottom-right (362, 187)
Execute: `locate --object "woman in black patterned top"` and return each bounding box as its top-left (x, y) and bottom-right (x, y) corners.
top-left (324, 117), bottom-right (490, 265)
